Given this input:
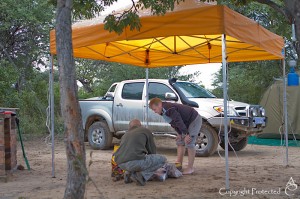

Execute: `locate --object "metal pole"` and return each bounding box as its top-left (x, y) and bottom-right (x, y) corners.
top-left (292, 23), bottom-right (296, 42)
top-left (145, 68), bottom-right (149, 127)
top-left (282, 58), bottom-right (289, 166)
top-left (50, 55), bottom-right (55, 177)
top-left (222, 34), bottom-right (230, 190)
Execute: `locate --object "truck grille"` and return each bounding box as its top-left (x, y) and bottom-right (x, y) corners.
top-left (235, 107), bottom-right (247, 116)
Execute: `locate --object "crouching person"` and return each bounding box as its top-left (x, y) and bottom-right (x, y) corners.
top-left (114, 119), bottom-right (166, 186)
top-left (149, 98), bottom-right (202, 175)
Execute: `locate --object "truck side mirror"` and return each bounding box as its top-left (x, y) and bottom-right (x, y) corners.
top-left (104, 92), bottom-right (114, 99)
top-left (165, 92), bottom-right (178, 101)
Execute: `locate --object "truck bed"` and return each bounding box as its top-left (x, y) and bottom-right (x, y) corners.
top-left (79, 99), bottom-right (114, 131)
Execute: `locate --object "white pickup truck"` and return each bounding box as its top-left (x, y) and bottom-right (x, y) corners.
top-left (79, 78), bottom-right (266, 157)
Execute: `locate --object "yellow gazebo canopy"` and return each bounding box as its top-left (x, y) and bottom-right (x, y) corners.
top-left (50, 0), bottom-right (284, 67)
top-left (49, 1), bottom-right (286, 189)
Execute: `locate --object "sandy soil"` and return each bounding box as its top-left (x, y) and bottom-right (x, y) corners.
top-left (0, 136), bottom-right (299, 199)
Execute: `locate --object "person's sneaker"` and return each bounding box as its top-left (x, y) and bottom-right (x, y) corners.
top-left (124, 171), bottom-right (133, 184)
top-left (130, 172), bottom-right (146, 186)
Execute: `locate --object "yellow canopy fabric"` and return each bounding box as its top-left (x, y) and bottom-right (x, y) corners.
top-left (50, 0), bottom-right (284, 67)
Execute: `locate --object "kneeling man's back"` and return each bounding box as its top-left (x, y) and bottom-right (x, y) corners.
top-left (114, 119), bottom-right (166, 186)
top-left (115, 126), bottom-right (156, 165)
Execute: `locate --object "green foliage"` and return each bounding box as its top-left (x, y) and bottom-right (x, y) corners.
top-left (0, 0), bottom-right (60, 135)
top-left (0, 61), bottom-right (62, 134)
top-left (76, 59), bottom-right (199, 99)
top-left (104, 11), bottom-right (141, 34)
top-left (49, 0), bottom-right (117, 19)
top-left (0, 0), bottom-right (54, 60)
top-left (0, 61), bottom-right (18, 106)
top-left (211, 61), bottom-right (282, 104)
top-left (104, 0), bottom-right (184, 34)
top-left (49, 0), bottom-right (184, 34)
top-left (50, 0), bottom-right (185, 34)
top-left (138, 0), bottom-right (183, 15)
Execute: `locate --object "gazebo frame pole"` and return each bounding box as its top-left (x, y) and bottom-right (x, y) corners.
top-left (282, 58), bottom-right (289, 166)
top-left (145, 68), bottom-right (149, 127)
top-left (49, 55), bottom-right (55, 178)
top-left (222, 34), bottom-right (230, 190)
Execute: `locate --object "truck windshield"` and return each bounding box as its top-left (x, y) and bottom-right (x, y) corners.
top-left (175, 82), bottom-right (216, 98)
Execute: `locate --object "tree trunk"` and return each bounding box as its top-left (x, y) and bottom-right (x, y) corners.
top-left (283, 0), bottom-right (300, 60)
top-left (55, 0), bottom-right (87, 198)
top-left (78, 79), bottom-right (93, 93)
top-left (292, 1), bottom-right (300, 59)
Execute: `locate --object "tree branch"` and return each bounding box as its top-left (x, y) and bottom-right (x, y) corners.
top-left (114, 0), bottom-right (137, 21)
top-left (0, 42), bottom-right (18, 68)
top-left (253, 0), bottom-right (292, 23)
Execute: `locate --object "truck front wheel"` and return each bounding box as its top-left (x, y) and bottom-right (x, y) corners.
top-left (220, 137), bottom-right (248, 151)
top-left (88, 121), bottom-right (112, 150)
top-left (195, 123), bottom-right (219, 157)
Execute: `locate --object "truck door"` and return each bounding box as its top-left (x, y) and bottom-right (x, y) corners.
top-left (145, 82), bottom-right (178, 133)
top-left (113, 82), bottom-right (145, 131)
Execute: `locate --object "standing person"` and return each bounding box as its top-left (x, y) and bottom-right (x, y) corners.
top-left (114, 119), bottom-right (166, 186)
top-left (149, 98), bottom-right (202, 175)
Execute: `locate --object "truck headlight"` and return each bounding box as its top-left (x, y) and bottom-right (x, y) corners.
top-left (250, 107), bottom-right (258, 117)
top-left (213, 106), bottom-right (238, 116)
top-left (260, 107), bottom-right (266, 117)
top-left (249, 106), bottom-right (265, 117)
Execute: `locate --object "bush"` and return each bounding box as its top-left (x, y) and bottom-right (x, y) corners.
top-left (0, 63), bottom-right (63, 135)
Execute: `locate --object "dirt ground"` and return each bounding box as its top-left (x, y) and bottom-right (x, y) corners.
top-left (0, 136), bottom-right (299, 199)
